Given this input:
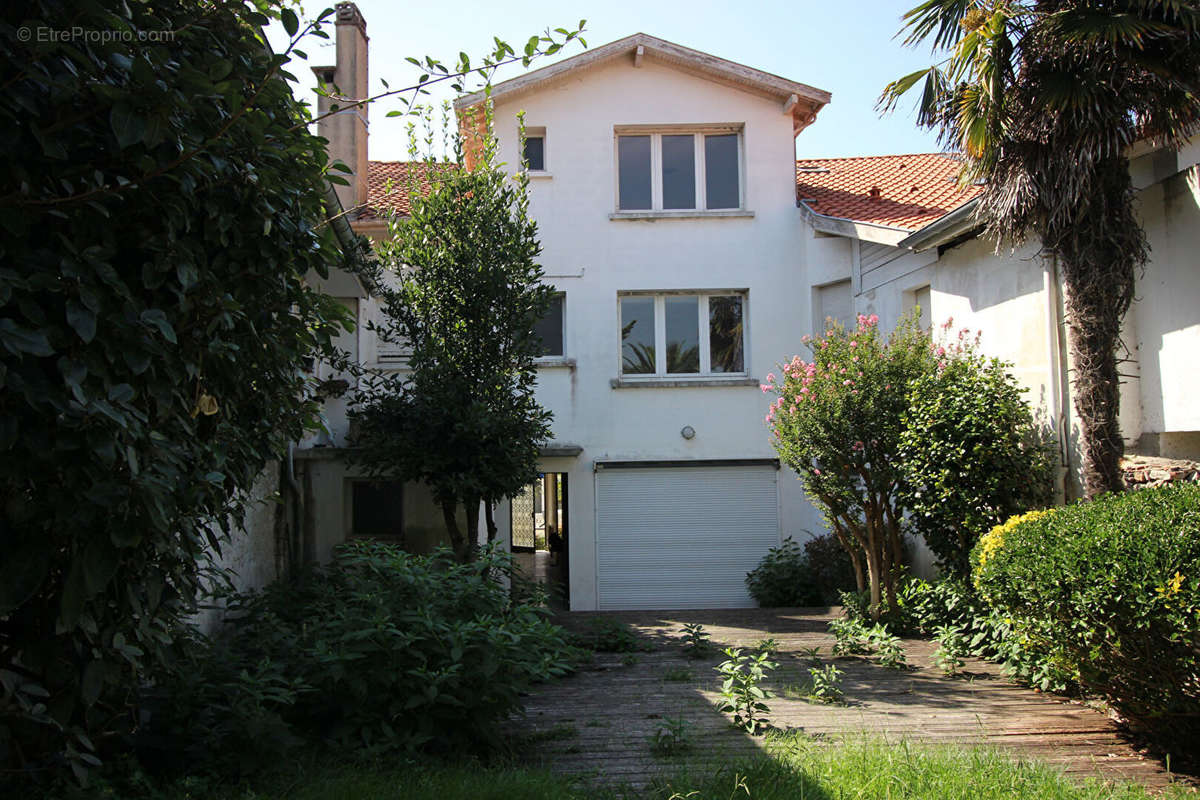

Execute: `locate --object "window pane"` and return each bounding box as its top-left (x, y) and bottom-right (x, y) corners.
top-left (709, 295), bottom-right (744, 373)
top-left (705, 134), bottom-right (739, 209)
top-left (620, 297), bottom-right (656, 374)
top-left (534, 294), bottom-right (564, 357)
top-left (352, 481), bottom-right (404, 539)
top-left (617, 136), bottom-right (651, 210)
top-left (665, 296), bottom-right (700, 374)
top-left (661, 134), bottom-right (696, 210)
top-left (523, 136), bottom-right (545, 171)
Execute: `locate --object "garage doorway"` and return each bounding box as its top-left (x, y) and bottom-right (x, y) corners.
top-left (510, 473), bottom-right (569, 608)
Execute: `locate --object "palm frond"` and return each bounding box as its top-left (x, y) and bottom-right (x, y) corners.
top-left (900, 0), bottom-right (977, 50)
top-left (1046, 8), bottom-right (1176, 47)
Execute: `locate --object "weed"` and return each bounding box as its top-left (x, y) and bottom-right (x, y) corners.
top-left (829, 617), bottom-right (873, 656)
top-left (933, 625), bottom-right (969, 676)
top-left (523, 722), bottom-right (578, 744)
top-left (680, 623), bottom-right (713, 659)
top-left (649, 714), bottom-right (693, 758)
top-left (807, 664), bottom-right (845, 703)
top-left (755, 637), bottom-right (781, 655)
top-left (621, 653), bottom-right (639, 667)
top-left (867, 624), bottom-right (908, 670)
top-left (663, 667), bottom-right (695, 683)
top-left (799, 645), bottom-right (823, 665)
top-left (580, 617), bottom-right (645, 653)
top-left (715, 647), bottom-right (778, 735)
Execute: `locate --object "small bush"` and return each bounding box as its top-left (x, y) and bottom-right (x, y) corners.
top-left (745, 538), bottom-right (822, 607)
top-left (147, 541), bottom-right (582, 774)
top-left (802, 533), bottom-right (859, 603)
top-left (898, 336), bottom-right (1056, 577)
top-left (715, 648), bottom-right (777, 735)
top-left (578, 617), bottom-right (645, 653)
top-left (973, 485), bottom-right (1200, 742)
top-left (680, 623), bottom-right (714, 658)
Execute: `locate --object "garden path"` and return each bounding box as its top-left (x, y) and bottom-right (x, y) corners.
top-left (506, 608), bottom-right (1187, 790)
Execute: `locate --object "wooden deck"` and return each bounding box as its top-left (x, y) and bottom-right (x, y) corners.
top-left (506, 609), bottom-right (1188, 790)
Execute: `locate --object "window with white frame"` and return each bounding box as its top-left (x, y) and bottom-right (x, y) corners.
top-left (522, 126), bottom-right (547, 172)
top-left (619, 292), bottom-right (746, 376)
top-left (615, 127), bottom-right (742, 212)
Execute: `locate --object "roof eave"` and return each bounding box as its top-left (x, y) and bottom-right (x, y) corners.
top-left (454, 33), bottom-right (830, 116)
top-left (799, 201), bottom-right (914, 247)
top-left (896, 198), bottom-right (981, 252)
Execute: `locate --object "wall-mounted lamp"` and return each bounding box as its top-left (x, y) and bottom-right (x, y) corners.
top-left (680, 425), bottom-right (696, 440)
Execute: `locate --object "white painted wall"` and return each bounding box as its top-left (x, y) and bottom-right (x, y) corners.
top-left (475, 58), bottom-right (827, 609)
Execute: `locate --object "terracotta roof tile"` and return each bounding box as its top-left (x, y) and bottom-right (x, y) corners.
top-left (795, 153), bottom-right (982, 232)
top-left (360, 160), bottom-right (449, 220)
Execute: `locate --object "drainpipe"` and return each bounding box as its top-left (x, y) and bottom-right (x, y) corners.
top-left (1045, 257), bottom-right (1074, 502)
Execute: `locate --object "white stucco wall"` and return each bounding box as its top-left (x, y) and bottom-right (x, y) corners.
top-left (475, 59), bottom-right (827, 609)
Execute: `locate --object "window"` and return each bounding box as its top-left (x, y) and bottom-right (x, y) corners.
top-left (615, 128), bottom-right (742, 212)
top-left (914, 285), bottom-right (932, 330)
top-left (619, 292), bottom-right (745, 377)
top-left (351, 480), bottom-right (404, 540)
top-left (534, 293), bottom-right (564, 358)
top-left (522, 126), bottom-right (547, 172)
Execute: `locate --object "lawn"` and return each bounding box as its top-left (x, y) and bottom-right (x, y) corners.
top-left (97, 734), bottom-right (1191, 800)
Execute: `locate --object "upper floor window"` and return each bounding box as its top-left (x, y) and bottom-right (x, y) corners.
top-left (522, 126), bottom-right (547, 173)
top-left (616, 127), bottom-right (742, 212)
top-left (619, 292), bottom-right (745, 376)
top-left (534, 293), bottom-right (564, 358)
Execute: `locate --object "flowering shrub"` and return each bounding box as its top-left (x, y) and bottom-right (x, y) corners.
top-left (973, 485), bottom-right (1200, 744)
top-left (899, 321), bottom-right (1056, 576)
top-left (766, 313), bottom-right (934, 618)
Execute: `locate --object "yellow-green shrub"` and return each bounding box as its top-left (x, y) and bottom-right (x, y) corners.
top-left (972, 485), bottom-right (1200, 746)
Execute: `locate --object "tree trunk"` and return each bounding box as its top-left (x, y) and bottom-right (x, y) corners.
top-left (1050, 157), bottom-right (1144, 498)
top-left (484, 501), bottom-right (498, 543)
top-left (441, 501), bottom-right (469, 562)
top-left (464, 496), bottom-right (481, 561)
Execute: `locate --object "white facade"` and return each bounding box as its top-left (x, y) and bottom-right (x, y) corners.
top-left (295, 14), bottom-right (1200, 609)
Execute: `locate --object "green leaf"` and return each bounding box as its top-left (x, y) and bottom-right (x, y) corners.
top-left (0, 319), bottom-right (54, 357)
top-left (80, 661), bottom-right (105, 708)
top-left (281, 8), bottom-right (299, 37)
top-left (109, 105), bottom-right (145, 149)
top-left (0, 541), bottom-right (51, 616)
top-left (67, 300), bottom-right (97, 343)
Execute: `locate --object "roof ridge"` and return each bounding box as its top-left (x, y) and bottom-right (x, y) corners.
top-left (796, 152), bottom-right (961, 163)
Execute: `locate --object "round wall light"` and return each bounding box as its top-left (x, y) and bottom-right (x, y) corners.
top-left (680, 425), bottom-right (696, 440)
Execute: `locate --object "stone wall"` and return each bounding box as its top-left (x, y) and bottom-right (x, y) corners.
top-left (1121, 454), bottom-right (1200, 490)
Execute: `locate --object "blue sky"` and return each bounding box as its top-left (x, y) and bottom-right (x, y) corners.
top-left (272, 0), bottom-right (947, 162)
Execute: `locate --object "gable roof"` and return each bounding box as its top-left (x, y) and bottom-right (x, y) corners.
top-left (455, 33), bottom-right (831, 135)
top-left (795, 153), bottom-right (982, 232)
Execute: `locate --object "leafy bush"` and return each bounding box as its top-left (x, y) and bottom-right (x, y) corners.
top-left (973, 485), bottom-right (1200, 741)
top-left (745, 538), bottom-right (822, 607)
top-left (0, 0), bottom-right (361, 780)
top-left (898, 334), bottom-right (1056, 576)
top-left (802, 533), bottom-right (859, 603)
top-left (577, 617), bottom-right (646, 653)
top-left (146, 541), bottom-right (582, 774)
top-left (680, 623), bottom-right (714, 658)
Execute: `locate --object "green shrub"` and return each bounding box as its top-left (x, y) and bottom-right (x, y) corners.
top-left (973, 485), bottom-right (1200, 742)
top-left (802, 533), bottom-right (859, 603)
top-left (898, 344), bottom-right (1056, 577)
top-left (745, 538), bottom-right (821, 607)
top-left (146, 541), bottom-right (582, 774)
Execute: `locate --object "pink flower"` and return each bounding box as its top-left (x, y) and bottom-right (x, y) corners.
top-left (843, 379), bottom-right (852, 386)
top-left (852, 355), bottom-right (859, 362)
top-left (849, 341), bottom-right (858, 348)
top-left (801, 334), bottom-right (811, 343)
top-left (813, 469), bottom-right (822, 476)
top-left (760, 384), bottom-right (771, 393)
top-left (936, 346), bottom-right (946, 356)
top-left (869, 314), bottom-right (878, 325)
top-left (766, 372), bottom-right (777, 384)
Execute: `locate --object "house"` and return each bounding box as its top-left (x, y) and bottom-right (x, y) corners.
top-left (291, 3), bottom-right (1200, 611)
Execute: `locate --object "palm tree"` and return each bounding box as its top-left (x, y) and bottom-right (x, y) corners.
top-left (881, 0), bottom-right (1200, 497)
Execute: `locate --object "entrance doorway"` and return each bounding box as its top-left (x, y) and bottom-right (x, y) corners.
top-left (510, 472), bottom-right (569, 607)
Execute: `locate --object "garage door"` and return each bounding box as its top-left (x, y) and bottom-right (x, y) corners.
top-left (595, 463), bottom-right (780, 610)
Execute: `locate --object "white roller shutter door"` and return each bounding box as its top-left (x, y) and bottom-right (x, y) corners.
top-left (595, 464), bottom-right (780, 610)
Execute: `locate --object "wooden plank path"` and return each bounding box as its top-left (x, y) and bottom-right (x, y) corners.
top-left (504, 608), bottom-right (1190, 790)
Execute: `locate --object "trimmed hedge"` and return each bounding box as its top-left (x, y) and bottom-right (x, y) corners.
top-left (973, 485), bottom-right (1200, 742)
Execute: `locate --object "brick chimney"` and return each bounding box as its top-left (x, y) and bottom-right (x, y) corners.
top-left (312, 2), bottom-right (369, 212)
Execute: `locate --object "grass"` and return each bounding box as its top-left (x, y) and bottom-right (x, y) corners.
top-left (79, 734), bottom-right (1190, 800)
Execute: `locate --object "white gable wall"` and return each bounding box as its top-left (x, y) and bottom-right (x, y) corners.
top-left (484, 58), bottom-right (827, 609)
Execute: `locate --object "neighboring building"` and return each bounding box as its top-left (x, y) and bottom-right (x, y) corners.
top-left (293, 3), bottom-right (1200, 610)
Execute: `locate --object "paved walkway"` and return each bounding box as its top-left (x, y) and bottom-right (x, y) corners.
top-left (506, 609), bottom-right (1184, 790)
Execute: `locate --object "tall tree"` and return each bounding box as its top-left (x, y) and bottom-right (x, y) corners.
top-left (351, 131), bottom-right (554, 562)
top-left (881, 0), bottom-right (1200, 497)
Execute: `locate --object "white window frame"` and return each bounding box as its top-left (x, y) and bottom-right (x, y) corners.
top-left (613, 124), bottom-right (744, 213)
top-left (617, 290), bottom-right (748, 378)
top-left (521, 126), bottom-right (549, 176)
